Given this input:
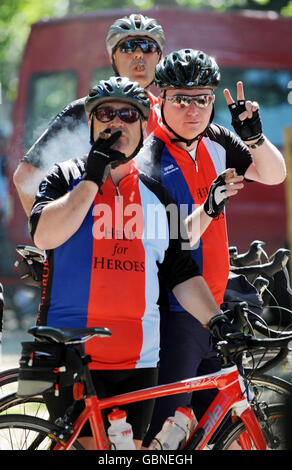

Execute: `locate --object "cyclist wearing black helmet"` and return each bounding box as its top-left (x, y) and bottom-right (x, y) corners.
top-left (13, 14), bottom-right (165, 216)
top-left (137, 48), bottom-right (286, 446)
top-left (29, 76), bottom-right (237, 450)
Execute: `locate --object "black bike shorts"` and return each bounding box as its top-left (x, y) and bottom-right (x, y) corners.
top-left (44, 367), bottom-right (158, 441)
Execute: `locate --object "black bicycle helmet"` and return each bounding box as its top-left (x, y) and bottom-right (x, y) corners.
top-left (106, 14), bottom-right (165, 55)
top-left (154, 49), bottom-right (220, 148)
top-left (85, 76), bottom-right (151, 120)
top-left (154, 49), bottom-right (220, 90)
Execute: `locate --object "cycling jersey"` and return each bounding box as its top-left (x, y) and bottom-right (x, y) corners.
top-left (22, 92), bottom-right (160, 172)
top-left (29, 160), bottom-right (199, 370)
top-left (136, 122), bottom-right (253, 307)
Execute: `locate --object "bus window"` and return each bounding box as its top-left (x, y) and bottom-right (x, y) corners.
top-left (24, 71), bottom-right (77, 151)
top-left (215, 68), bottom-right (292, 147)
top-left (91, 67), bottom-right (112, 87)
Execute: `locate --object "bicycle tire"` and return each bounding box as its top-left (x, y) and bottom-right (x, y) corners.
top-left (0, 368), bottom-right (19, 388)
top-left (213, 404), bottom-right (287, 450)
top-left (0, 414), bottom-right (84, 450)
top-left (250, 373), bottom-right (292, 402)
top-left (0, 367), bottom-right (48, 418)
top-left (0, 392), bottom-right (47, 418)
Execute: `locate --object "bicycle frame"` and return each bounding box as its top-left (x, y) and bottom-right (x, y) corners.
top-left (55, 364), bottom-right (266, 450)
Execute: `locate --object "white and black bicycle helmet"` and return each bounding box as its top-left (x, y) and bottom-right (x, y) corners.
top-left (106, 13), bottom-right (165, 55)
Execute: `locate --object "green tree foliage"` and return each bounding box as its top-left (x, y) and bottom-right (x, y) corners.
top-left (0, 0), bottom-right (68, 101)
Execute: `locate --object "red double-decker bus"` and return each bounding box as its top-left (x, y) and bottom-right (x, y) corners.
top-left (7, 7), bottom-right (292, 258)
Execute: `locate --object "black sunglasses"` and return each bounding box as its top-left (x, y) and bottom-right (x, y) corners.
top-left (93, 106), bottom-right (141, 123)
top-left (115, 39), bottom-right (160, 54)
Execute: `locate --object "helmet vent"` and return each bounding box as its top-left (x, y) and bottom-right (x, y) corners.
top-left (104, 82), bottom-right (113, 92)
top-left (124, 83), bottom-right (134, 93)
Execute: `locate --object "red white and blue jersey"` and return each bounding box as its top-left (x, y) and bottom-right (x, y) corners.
top-left (136, 123), bottom-right (253, 307)
top-left (29, 159), bottom-right (199, 370)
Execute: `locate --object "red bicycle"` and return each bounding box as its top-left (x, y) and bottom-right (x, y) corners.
top-left (0, 324), bottom-right (289, 451)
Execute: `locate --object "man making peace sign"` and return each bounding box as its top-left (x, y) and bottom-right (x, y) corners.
top-left (138, 49), bottom-right (286, 446)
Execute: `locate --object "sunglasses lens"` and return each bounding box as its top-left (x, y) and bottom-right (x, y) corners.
top-left (119, 40), bottom-right (135, 53)
top-left (119, 39), bottom-right (158, 54)
top-left (95, 107), bottom-right (115, 122)
top-left (195, 95), bottom-right (213, 108)
top-left (94, 107), bottom-right (140, 123)
top-left (167, 95), bottom-right (213, 108)
top-left (119, 108), bottom-right (140, 123)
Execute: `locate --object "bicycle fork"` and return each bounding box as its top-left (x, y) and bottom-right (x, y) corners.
top-left (232, 399), bottom-right (267, 450)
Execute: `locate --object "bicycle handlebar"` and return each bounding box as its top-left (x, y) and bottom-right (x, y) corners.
top-left (229, 240), bottom-right (267, 267)
top-left (217, 331), bottom-right (292, 368)
top-left (230, 249), bottom-right (290, 282)
top-left (252, 320), bottom-right (292, 339)
top-left (222, 302), bottom-right (292, 372)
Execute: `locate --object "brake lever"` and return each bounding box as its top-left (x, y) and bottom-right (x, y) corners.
top-left (283, 265), bottom-right (292, 295)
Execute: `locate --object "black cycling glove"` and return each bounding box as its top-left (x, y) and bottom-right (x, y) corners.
top-left (204, 174), bottom-right (228, 218)
top-left (207, 313), bottom-right (243, 342)
top-left (82, 129), bottom-right (125, 191)
top-left (228, 100), bottom-right (262, 142)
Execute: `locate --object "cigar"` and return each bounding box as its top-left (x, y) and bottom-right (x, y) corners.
top-left (137, 61), bottom-right (145, 71)
top-left (99, 130), bottom-right (111, 140)
top-left (224, 169), bottom-right (238, 182)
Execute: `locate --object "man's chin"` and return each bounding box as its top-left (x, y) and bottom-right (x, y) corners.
top-left (129, 70), bottom-right (148, 83)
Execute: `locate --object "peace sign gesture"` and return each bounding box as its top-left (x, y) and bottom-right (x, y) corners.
top-left (223, 81), bottom-right (263, 143)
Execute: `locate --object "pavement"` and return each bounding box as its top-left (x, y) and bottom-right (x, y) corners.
top-left (0, 309), bottom-right (33, 370)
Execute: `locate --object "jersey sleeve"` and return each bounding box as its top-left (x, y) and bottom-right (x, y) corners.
top-left (223, 126), bottom-right (253, 176)
top-left (28, 162), bottom-right (72, 240)
top-left (208, 124), bottom-right (253, 177)
top-left (22, 99), bottom-right (88, 170)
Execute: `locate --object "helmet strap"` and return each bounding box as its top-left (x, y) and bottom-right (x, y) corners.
top-left (90, 116), bottom-right (95, 145)
top-left (122, 120), bottom-right (144, 162)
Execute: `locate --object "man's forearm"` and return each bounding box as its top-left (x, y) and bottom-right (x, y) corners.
top-left (244, 138), bottom-right (286, 185)
top-left (13, 162), bottom-right (44, 216)
top-left (172, 275), bottom-right (221, 325)
top-left (185, 205), bottom-right (212, 247)
top-left (33, 180), bottom-right (98, 250)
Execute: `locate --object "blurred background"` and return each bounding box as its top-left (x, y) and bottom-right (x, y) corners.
top-left (0, 0), bottom-right (292, 350)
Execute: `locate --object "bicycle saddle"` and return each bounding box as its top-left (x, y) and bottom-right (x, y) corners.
top-left (27, 325), bottom-right (112, 343)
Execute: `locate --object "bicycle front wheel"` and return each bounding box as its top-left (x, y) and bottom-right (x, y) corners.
top-left (0, 415), bottom-right (84, 450)
top-left (213, 404), bottom-right (286, 450)
top-left (249, 373), bottom-right (292, 404)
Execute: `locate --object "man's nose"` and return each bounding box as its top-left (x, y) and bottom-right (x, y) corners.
top-left (133, 46), bottom-right (144, 58)
top-left (186, 101), bottom-right (199, 114)
top-left (111, 113), bottom-right (125, 126)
